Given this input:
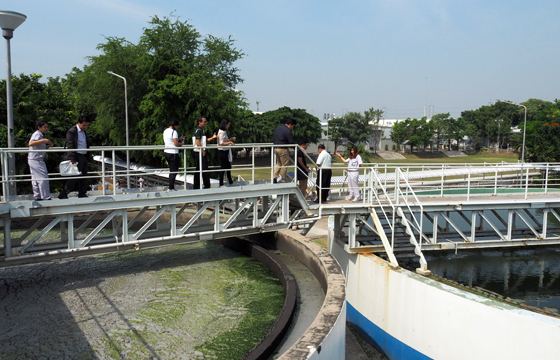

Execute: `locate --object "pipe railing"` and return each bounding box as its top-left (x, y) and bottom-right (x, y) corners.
top-left (0, 143), bottom-right (303, 201)
top-left (2, 144), bottom-right (560, 204)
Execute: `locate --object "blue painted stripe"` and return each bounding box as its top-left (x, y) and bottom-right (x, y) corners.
top-left (347, 301), bottom-right (433, 360)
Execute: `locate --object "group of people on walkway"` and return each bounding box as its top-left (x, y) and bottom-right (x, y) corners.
top-left (26, 114), bottom-right (363, 202)
top-left (27, 115), bottom-right (92, 201)
top-left (273, 119), bottom-right (364, 203)
top-left (164, 116), bottom-right (236, 191)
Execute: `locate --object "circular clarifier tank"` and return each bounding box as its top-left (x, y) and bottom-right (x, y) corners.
top-left (0, 241), bottom-right (285, 359)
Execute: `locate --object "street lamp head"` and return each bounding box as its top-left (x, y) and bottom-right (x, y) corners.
top-left (0, 10), bottom-right (27, 39)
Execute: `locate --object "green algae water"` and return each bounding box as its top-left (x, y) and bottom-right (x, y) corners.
top-left (0, 241), bottom-right (285, 360)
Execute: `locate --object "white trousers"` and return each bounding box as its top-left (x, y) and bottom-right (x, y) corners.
top-left (28, 159), bottom-right (51, 200)
top-left (348, 171), bottom-right (360, 200)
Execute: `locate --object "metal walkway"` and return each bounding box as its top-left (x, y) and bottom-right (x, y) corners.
top-left (0, 183), bottom-right (312, 266)
top-left (2, 143), bottom-right (560, 273)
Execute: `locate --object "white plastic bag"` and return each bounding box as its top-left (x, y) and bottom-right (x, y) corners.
top-left (59, 160), bottom-right (81, 176)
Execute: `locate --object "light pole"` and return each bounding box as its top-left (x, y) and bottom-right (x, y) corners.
top-left (498, 100), bottom-right (527, 163)
top-left (323, 113), bottom-right (329, 149)
top-left (107, 71), bottom-right (130, 188)
top-left (1, 10), bottom-right (27, 198)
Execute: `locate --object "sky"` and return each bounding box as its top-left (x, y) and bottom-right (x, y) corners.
top-left (2, 0), bottom-right (560, 120)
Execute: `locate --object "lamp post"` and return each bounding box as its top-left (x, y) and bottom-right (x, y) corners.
top-left (323, 113), bottom-right (329, 150)
top-left (498, 100), bottom-right (528, 163)
top-left (107, 71), bottom-right (130, 188)
top-left (1, 10), bottom-right (27, 198)
top-left (324, 113), bottom-right (335, 152)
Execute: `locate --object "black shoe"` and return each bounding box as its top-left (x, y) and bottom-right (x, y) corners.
top-left (78, 194), bottom-right (88, 198)
top-left (58, 193), bottom-right (68, 199)
top-left (273, 178), bottom-right (278, 184)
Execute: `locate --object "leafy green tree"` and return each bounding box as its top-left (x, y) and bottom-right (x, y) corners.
top-left (235, 106), bottom-right (321, 155)
top-left (516, 99), bottom-right (560, 162)
top-left (525, 122), bottom-right (560, 162)
top-left (328, 111), bottom-right (372, 151)
top-left (485, 118), bottom-right (511, 149)
top-left (65, 15), bottom-right (247, 168)
top-left (364, 108), bottom-right (384, 153)
top-left (390, 120), bottom-right (408, 151)
top-left (326, 115), bottom-right (346, 151)
top-left (0, 74), bottom-right (75, 190)
top-left (407, 117), bottom-right (434, 152)
top-left (430, 113), bottom-right (450, 149)
top-left (445, 117), bottom-right (467, 150)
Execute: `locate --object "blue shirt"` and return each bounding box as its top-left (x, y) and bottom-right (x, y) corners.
top-left (77, 125), bottom-right (87, 154)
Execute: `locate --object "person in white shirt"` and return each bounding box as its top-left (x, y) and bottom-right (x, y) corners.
top-left (315, 144), bottom-right (332, 203)
top-left (337, 146), bottom-right (363, 202)
top-left (217, 118), bottom-right (236, 187)
top-left (163, 119), bottom-right (185, 191)
top-left (28, 120), bottom-right (54, 201)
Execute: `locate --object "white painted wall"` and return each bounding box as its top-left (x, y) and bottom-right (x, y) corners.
top-left (331, 239), bottom-right (560, 360)
top-left (307, 302), bottom-right (347, 360)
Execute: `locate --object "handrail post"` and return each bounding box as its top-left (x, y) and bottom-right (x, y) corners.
top-left (271, 145), bottom-right (275, 183)
top-left (545, 163), bottom-right (549, 194)
top-left (440, 164), bottom-right (444, 197)
top-left (183, 148), bottom-right (187, 189)
top-left (101, 150), bottom-right (106, 196)
top-left (467, 168), bottom-right (471, 201)
top-left (384, 163), bottom-right (387, 189)
top-left (112, 150), bottom-right (117, 196)
top-left (1, 151), bottom-right (8, 201)
top-left (525, 167), bottom-right (529, 200)
top-left (394, 168), bottom-right (400, 205)
top-left (252, 145), bottom-right (255, 184)
top-left (294, 144), bottom-right (297, 185)
top-left (199, 148), bottom-right (203, 188)
top-left (494, 169), bottom-right (498, 196)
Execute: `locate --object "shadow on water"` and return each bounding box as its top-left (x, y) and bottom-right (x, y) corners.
top-left (401, 246), bottom-right (560, 312)
top-left (0, 242), bottom-right (255, 359)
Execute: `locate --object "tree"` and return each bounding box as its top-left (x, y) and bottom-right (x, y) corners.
top-left (430, 113), bottom-right (450, 150)
top-left (0, 74), bottom-right (75, 190)
top-left (441, 117), bottom-right (466, 150)
top-left (65, 15), bottom-right (247, 168)
top-left (390, 120), bottom-right (408, 152)
top-left (407, 117), bottom-right (433, 152)
top-left (328, 111), bottom-right (372, 151)
top-left (364, 108), bottom-right (384, 153)
top-left (525, 122), bottom-right (560, 162)
top-left (519, 99), bottom-right (560, 162)
top-left (236, 107), bottom-right (321, 152)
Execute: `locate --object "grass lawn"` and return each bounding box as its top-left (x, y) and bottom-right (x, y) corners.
top-left (230, 151), bottom-right (520, 182)
top-left (368, 151), bottom-right (519, 164)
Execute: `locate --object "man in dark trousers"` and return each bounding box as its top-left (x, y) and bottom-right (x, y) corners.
top-left (59, 115), bottom-right (92, 199)
top-left (315, 144), bottom-right (332, 203)
top-left (296, 141), bottom-right (310, 197)
top-left (273, 118), bottom-right (297, 183)
top-left (193, 116), bottom-right (217, 189)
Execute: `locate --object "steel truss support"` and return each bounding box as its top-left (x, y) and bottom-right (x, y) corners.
top-left (1, 187), bottom-right (310, 265)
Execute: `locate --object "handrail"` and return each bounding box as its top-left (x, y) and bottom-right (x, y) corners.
top-left (0, 143), bottom-right (304, 201)
top-left (2, 143), bottom-right (560, 203)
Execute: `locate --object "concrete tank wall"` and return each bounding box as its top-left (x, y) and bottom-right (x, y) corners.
top-left (331, 239), bottom-right (560, 360)
top-left (274, 231), bottom-right (347, 360)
